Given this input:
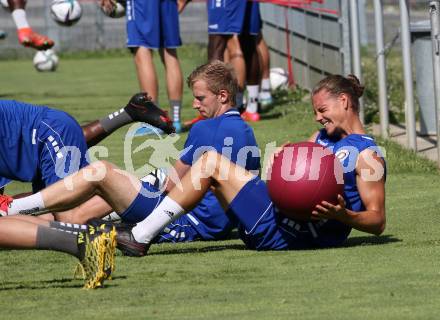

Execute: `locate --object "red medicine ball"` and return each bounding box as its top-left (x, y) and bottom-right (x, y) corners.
top-left (267, 142), bottom-right (344, 221)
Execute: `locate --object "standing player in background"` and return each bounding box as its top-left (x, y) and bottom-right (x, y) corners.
top-left (180, 0), bottom-right (261, 124)
top-left (0, 74), bottom-right (386, 253)
top-left (5, 0), bottom-right (54, 50)
top-left (124, 0), bottom-right (184, 132)
top-left (257, 33), bottom-right (273, 108)
top-left (0, 93), bottom-right (173, 194)
top-left (209, 0), bottom-right (261, 122)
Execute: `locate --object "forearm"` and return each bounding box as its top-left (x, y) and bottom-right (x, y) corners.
top-left (338, 209), bottom-right (385, 236)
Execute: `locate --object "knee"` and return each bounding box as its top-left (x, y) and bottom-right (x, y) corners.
top-left (81, 160), bottom-right (115, 185)
top-left (199, 151), bottom-right (223, 177)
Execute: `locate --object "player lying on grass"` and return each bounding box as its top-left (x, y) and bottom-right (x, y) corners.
top-left (0, 93), bottom-right (174, 195)
top-left (5, 61), bottom-right (260, 247)
top-left (0, 214), bottom-right (117, 288)
top-left (0, 74), bottom-right (386, 253)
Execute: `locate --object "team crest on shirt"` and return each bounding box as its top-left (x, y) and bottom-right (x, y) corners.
top-left (335, 149), bottom-right (350, 162)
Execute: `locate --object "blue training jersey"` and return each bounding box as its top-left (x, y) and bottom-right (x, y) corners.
top-left (0, 100), bottom-right (48, 186)
top-left (180, 109), bottom-right (260, 240)
top-left (314, 129), bottom-right (386, 245)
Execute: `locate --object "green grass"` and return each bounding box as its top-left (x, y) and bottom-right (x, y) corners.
top-left (1, 45), bottom-right (440, 319)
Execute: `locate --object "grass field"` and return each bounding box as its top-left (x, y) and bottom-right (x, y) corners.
top-left (1, 46), bottom-right (440, 319)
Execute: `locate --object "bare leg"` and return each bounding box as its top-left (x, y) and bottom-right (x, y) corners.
top-left (226, 35), bottom-right (246, 91)
top-left (134, 47), bottom-right (158, 102)
top-left (160, 48), bottom-right (183, 128)
top-left (12, 161), bottom-right (142, 215)
top-left (159, 48), bottom-right (183, 101)
top-left (0, 218), bottom-right (40, 247)
top-left (257, 34), bottom-right (270, 80)
top-left (8, 0), bottom-right (54, 50)
top-left (240, 34), bottom-right (259, 86)
top-left (52, 195), bottom-right (113, 224)
top-left (208, 34), bottom-right (228, 61)
top-left (168, 151), bottom-right (255, 211)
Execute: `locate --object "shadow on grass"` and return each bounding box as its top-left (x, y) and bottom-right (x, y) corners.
top-left (0, 276), bottom-right (125, 291)
top-left (150, 243), bottom-right (247, 256)
top-left (342, 234), bottom-right (402, 247)
top-left (148, 234), bottom-right (401, 256)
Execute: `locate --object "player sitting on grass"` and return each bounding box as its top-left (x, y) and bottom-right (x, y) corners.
top-left (3, 61), bottom-right (259, 249)
top-left (0, 214), bottom-right (117, 288)
top-left (0, 74), bottom-right (386, 254)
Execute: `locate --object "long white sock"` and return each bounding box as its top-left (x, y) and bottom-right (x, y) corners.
top-left (8, 192), bottom-right (45, 216)
top-left (131, 196), bottom-right (185, 243)
top-left (246, 85), bottom-right (259, 113)
top-left (11, 9), bottom-right (30, 30)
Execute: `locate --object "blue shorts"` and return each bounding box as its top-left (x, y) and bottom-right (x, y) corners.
top-left (120, 182), bottom-right (201, 243)
top-left (126, 0), bottom-right (182, 49)
top-left (32, 109), bottom-right (88, 192)
top-left (0, 109), bottom-right (88, 192)
top-left (228, 177), bottom-right (351, 250)
top-left (207, 0), bottom-right (261, 35)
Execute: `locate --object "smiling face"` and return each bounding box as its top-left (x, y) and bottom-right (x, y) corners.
top-left (312, 89), bottom-right (349, 137)
top-left (191, 79), bottom-right (226, 119)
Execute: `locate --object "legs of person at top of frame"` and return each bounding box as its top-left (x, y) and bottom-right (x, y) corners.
top-left (9, 0), bottom-right (54, 50)
top-left (17, 28), bottom-right (54, 50)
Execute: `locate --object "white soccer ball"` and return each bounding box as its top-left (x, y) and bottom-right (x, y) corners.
top-left (270, 67), bottom-right (289, 91)
top-left (100, 0), bottom-right (125, 18)
top-left (33, 49), bottom-right (59, 72)
top-left (0, 0), bottom-right (9, 10)
top-left (50, 0), bottom-right (82, 26)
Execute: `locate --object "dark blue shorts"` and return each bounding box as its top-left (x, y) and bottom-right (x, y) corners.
top-left (228, 177), bottom-right (350, 250)
top-left (0, 108), bottom-right (88, 192)
top-left (32, 109), bottom-right (88, 192)
top-left (126, 0), bottom-right (182, 49)
top-left (207, 0), bottom-right (261, 35)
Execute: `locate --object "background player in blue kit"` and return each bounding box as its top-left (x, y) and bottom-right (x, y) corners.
top-left (0, 93), bottom-right (174, 194)
top-left (0, 74), bottom-right (386, 254)
top-left (0, 61), bottom-right (260, 252)
top-left (125, 0), bottom-right (184, 132)
top-left (205, 0), bottom-right (261, 122)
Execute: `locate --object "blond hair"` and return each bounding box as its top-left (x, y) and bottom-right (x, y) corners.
top-left (187, 60), bottom-right (238, 105)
